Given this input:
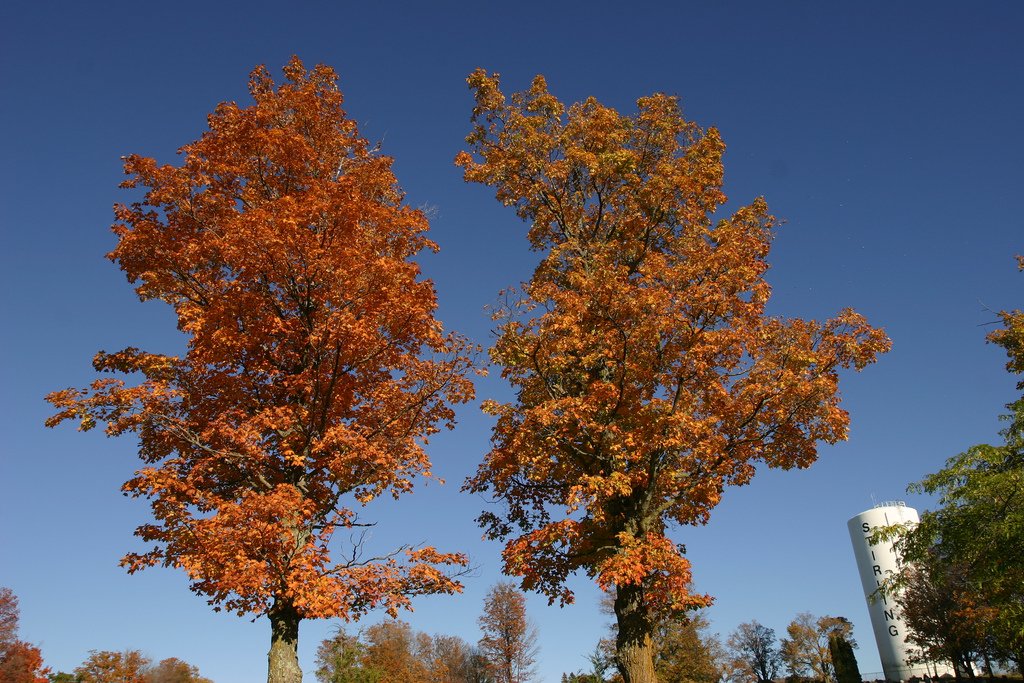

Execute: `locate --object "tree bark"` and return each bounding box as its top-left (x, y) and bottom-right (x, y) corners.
top-left (614, 582), bottom-right (657, 683)
top-left (268, 597), bottom-right (303, 683)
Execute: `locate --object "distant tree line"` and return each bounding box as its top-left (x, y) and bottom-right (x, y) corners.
top-left (559, 598), bottom-right (861, 683)
top-left (315, 581), bottom-right (538, 683)
top-left (50, 651), bottom-right (213, 683)
top-left (2, 586), bottom-right (214, 683)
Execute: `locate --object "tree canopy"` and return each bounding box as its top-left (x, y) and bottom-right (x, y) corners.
top-left (477, 582), bottom-right (539, 683)
top-left (727, 622), bottom-right (781, 683)
top-left (457, 69), bottom-right (890, 683)
top-left (779, 614), bottom-right (854, 682)
top-left (46, 57), bottom-right (476, 683)
top-left (0, 588), bottom-right (49, 683)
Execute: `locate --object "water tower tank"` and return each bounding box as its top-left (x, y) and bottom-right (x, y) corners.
top-left (847, 502), bottom-right (919, 682)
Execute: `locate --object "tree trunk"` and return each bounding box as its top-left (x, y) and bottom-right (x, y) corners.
top-left (268, 597), bottom-right (303, 683)
top-left (614, 582), bottom-right (657, 683)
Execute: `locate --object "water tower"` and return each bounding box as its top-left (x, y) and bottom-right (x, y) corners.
top-left (847, 502), bottom-right (919, 682)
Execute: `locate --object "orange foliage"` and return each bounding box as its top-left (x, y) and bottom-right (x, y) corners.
top-left (46, 58), bottom-right (476, 682)
top-left (147, 657), bottom-right (214, 683)
top-left (987, 254), bottom-right (1024, 388)
top-left (477, 582), bottom-right (539, 683)
top-left (0, 588), bottom-right (50, 683)
top-left (457, 71), bottom-right (890, 682)
top-left (362, 619), bottom-right (428, 682)
top-left (0, 641), bottom-right (49, 683)
top-left (74, 650), bottom-right (150, 683)
top-left (0, 588), bottom-right (18, 646)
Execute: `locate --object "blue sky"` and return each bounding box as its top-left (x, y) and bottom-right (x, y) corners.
top-left (1, 1), bottom-right (1021, 681)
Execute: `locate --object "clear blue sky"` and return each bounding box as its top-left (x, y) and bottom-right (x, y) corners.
top-left (1, 1), bottom-right (1021, 681)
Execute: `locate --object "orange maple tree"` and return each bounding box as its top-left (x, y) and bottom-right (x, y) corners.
top-left (46, 58), bottom-right (476, 683)
top-left (147, 657), bottom-right (214, 683)
top-left (0, 588), bottom-right (50, 683)
top-left (456, 71), bottom-right (890, 683)
top-left (74, 650), bottom-right (151, 683)
top-left (477, 582), bottom-right (539, 683)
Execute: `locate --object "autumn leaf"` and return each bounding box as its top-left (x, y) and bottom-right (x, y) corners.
top-left (46, 56), bottom-right (477, 683)
top-left (458, 70), bottom-right (889, 683)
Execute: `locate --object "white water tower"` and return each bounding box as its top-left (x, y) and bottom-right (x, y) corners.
top-left (847, 502), bottom-right (919, 682)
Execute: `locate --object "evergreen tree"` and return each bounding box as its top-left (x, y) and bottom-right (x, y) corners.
top-left (828, 635), bottom-right (861, 683)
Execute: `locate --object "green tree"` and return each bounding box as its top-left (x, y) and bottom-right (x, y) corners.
top-left (877, 256), bottom-right (1024, 673)
top-left (315, 629), bottom-right (381, 683)
top-left (779, 614), bottom-right (854, 682)
top-left (905, 416), bottom-right (1024, 670)
top-left (827, 634), bottom-right (860, 683)
top-left (653, 610), bottom-right (725, 683)
top-left (460, 647), bottom-right (495, 683)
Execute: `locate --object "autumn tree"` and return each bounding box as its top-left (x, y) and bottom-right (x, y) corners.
top-left (653, 610), bottom-right (725, 683)
top-left (779, 614), bottom-right (855, 682)
top-left (896, 561), bottom-right (994, 680)
top-left (477, 582), bottom-right (539, 683)
top-left (146, 658), bottom-right (214, 683)
top-left (590, 591), bottom-right (725, 683)
top-left (45, 57), bottom-right (476, 683)
top-left (0, 642), bottom-right (49, 683)
top-left (457, 70), bottom-right (890, 683)
top-left (74, 650), bottom-right (150, 683)
top-left (362, 619), bottom-right (429, 682)
top-left (727, 622), bottom-right (782, 683)
top-left (987, 255), bottom-right (1024, 384)
top-left (0, 588), bottom-right (50, 683)
top-left (419, 633), bottom-right (479, 683)
top-left (0, 588), bottom-right (17, 645)
top-left (316, 622), bottom-right (486, 683)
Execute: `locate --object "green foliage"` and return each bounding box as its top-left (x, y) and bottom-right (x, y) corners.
top-left (828, 634), bottom-right (861, 683)
top-left (561, 674), bottom-right (603, 683)
top-left (880, 400), bottom-right (1024, 670)
top-left (315, 630), bottom-right (382, 683)
top-left (875, 258), bottom-right (1024, 671)
top-left (654, 611), bottom-right (725, 683)
top-left (779, 614), bottom-right (855, 683)
top-left (315, 620), bottom-right (491, 683)
top-left (560, 642), bottom-right (615, 683)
